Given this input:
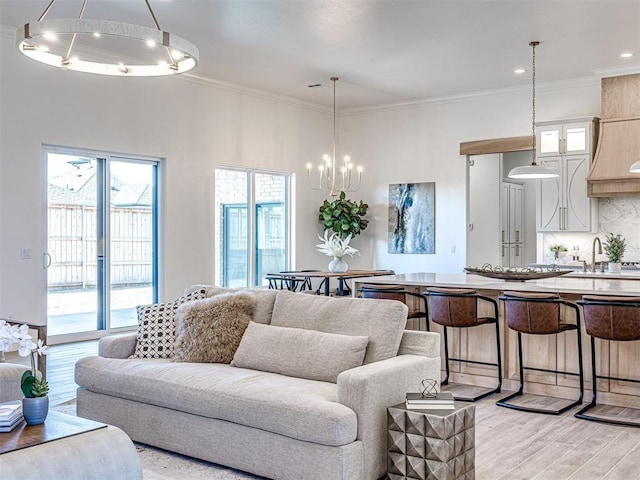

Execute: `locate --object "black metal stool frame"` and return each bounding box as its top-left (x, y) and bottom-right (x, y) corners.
top-left (575, 297), bottom-right (640, 427)
top-left (425, 290), bottom-right (502, 401)
top-left (496, 295), bottom-right (584, 415)
top-left (359, 286), bottom-right (430, 331)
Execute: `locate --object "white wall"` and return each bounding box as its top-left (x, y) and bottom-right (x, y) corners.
top-left (0, 33), bottom-right (333, 324)
top-left (0, 29), bottom-right (603, 325)
top-left (340, 82), bottom-right (601, 274)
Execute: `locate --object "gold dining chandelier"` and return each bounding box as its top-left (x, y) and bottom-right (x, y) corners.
top-left (306, 77), bottom-right (363, 196)
top-left (15, 0), bottom-right (199, 76)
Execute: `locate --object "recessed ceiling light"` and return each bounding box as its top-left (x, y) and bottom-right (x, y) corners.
top-left (621, 52), bottom-right (634, 58)
top-left (146, 39), bottom-right (156, 48)
top-left (93, 32), bottom-right (101, 38)
top-left (514, 68), bottom-right (526, 74)
top-left (43, 32), bottom-right (56, 41)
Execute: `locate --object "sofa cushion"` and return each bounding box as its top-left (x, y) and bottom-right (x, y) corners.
top-left (174, 292), bottom-right (256, 364)
top-left (184, 285), bottom-right (276, 325)
top-left (270, 290), bottom-right (408, 364)
top-left (130, 288), bottom-right (206, 359)
top-left (231, 322), bottom-right (368, 382)
top-left (75, 356), bottom-right (357, 446)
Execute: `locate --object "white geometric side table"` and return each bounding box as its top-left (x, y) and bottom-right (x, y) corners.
top-left (387, 402), bottom-right (475, 480)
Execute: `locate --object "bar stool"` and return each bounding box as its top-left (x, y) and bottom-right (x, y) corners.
top-left (424, 287), bottom-right (501, 401)
top-left (359, 284), bottom-right (429, 331)
top-left (497, 291), bottom-right (584, 415)
top-left (575, 295), bottom-right (640, 427)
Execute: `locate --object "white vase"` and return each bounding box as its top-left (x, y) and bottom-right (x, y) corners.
top-left (607, 262), bottom-right (622, 273)
top-left (328, 257), bottom-right (348, 273)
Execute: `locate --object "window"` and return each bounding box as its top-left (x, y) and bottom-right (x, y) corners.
top-left (215, 168), bottom-right (291, 287)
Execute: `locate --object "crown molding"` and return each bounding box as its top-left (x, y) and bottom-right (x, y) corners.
top-left (180, 73), bottom-right (332, 114)
top-left (592, 64), bottom-right (640, 78)
top-left (341, 75), bottom-right (600, 116)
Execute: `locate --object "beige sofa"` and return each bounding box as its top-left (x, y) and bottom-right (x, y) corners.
top-left (75, 286), bottom-right (441, 480)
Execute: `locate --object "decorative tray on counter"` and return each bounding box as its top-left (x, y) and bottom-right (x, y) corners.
top-left (464, 264), bottom-right (572, 282)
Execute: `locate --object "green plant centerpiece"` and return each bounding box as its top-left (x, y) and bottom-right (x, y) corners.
top-left (603, 233), bottom-right (626, 273)
top-left (318, 191), bottom-right (369, 240)
top-left (318, 192), bottom-right (368, 272)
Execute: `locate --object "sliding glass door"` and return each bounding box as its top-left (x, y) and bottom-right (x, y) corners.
top-left (46, 147), bottom-right (158, 340)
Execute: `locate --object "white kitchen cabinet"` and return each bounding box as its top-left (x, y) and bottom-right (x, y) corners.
top-left (536, 117), bottom-right (598, 233)
top-left (536, 118), bottom-right (595, 157)
top-left (501, 181), bottom-right (524, 267)
top-left (502, 243), bottom-right (524, 267)
top-left (537, 155), bottom-right (593, 231)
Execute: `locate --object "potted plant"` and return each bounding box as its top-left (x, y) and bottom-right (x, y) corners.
top-left (603, 233), bottom-right (626, 273)
top-left (549, 244), bottom-right (568, 263)
top-left (0, 321), bottom-right (50, 425)
top-left (318, 191), bottom-right (369, 240)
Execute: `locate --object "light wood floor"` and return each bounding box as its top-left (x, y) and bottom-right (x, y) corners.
top-left (9, 341), bottom-right (640, 479)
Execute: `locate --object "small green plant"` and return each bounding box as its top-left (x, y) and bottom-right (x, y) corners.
top-left (603, 233), bottom-right (626, 263)
top-left (318, 191), bottom-right (369, 240)
top-left (549, 244), bottom-right (568, 260)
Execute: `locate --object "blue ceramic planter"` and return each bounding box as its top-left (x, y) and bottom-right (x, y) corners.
top-left (22, 396), bottom-right (49, 425)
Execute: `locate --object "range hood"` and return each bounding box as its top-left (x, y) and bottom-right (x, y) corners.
top-left (587, 73), bottom-right (640, 197)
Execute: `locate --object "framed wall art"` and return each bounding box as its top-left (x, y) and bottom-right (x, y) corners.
top-left (388, 182), bottom-right (435, 254)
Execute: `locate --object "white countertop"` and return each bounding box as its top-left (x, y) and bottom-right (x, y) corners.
top-left (355, 272), bottom-right (640, 296)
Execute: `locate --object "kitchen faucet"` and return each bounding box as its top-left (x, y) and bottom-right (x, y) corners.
top-left (591, 237), bottom-right (602, 272)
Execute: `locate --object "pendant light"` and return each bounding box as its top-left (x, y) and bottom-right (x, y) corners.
top-left (508, 42), bottom-right (559, 179)
top-left (630, 160), bottom-right (640, 173)
top-left (16, 0), bottom-right (199, 76)
top-left (306, 77), bottom-right (363, 197)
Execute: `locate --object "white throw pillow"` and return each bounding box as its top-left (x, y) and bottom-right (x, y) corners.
top-left (231, 322), bottom-right (369, 383)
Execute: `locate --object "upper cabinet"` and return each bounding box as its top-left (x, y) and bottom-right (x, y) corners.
top-left (536, 117), bottom-right (599, 233)
top-left (537, 121), bottom-right (593, 157)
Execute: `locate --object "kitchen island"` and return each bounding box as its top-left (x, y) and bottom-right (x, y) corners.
top-left (353, 273), bottom-right (640, 407)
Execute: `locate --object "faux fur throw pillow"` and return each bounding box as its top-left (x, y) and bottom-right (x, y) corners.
top-left (173, 291), bottom-right (256, 363)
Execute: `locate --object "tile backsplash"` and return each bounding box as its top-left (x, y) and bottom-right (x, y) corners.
top-left (542, 197), bottom-right (640, 264)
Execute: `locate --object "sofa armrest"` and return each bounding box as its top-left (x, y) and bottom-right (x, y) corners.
top-left (337, 354), bottom-right (440, 480)
top-left (98, 332), bottom-right (138, 359)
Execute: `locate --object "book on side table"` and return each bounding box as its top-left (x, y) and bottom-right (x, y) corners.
top-left (0, 401), bottom-right (23, 432)
top-left (405, 392), bottom-right (455, 410)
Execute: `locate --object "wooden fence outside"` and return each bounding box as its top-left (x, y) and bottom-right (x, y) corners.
top-left (48, 205), bottom-right (152, 290)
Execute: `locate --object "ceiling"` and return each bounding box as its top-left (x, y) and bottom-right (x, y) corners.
top-left (1, 0), bottom-right (639, 109)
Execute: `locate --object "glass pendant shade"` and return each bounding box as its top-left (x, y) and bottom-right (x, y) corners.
top-left (630, 160), bottom-right (640, 173)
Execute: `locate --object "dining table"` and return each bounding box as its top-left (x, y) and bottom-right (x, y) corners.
top-left (265, 269), bottom-right (394, 296)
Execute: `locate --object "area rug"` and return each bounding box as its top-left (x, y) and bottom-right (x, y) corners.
top-left (52, 400), bottom-right (263, 480)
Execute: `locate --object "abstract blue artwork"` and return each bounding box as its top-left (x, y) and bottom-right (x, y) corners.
top-left (388, 182), bottom-right (435, 254)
